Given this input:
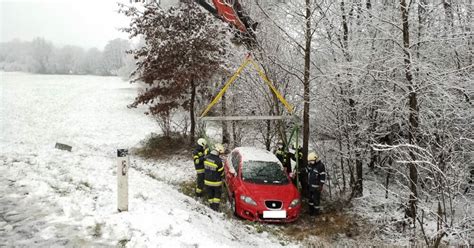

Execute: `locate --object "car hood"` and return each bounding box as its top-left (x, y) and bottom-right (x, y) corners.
top-left (240, 181), bottom-right (299, 203)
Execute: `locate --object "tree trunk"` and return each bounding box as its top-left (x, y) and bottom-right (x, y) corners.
top-left (231, 95), bottom-right (241, 147)
top-left (301, 0), bottom-right (312, 195)
top-left (347, 141), bottom-right (355, 191)
top-left (190, 79), bottom-right (196, 144)
top-left (221, 92), bottom-right (230, 144)
top-left (400, 0), bottom-right (419, 223)
top-left (339, 134), bottom-right (346, 192)
top-left (350, 99), bottom-right (363, 197)
top-left (342, 0), bottom-right (363, 197)
top-left (385, 159), bottom-right (392, 199)
top-left (417, 0), bottom-right (428, 63)
top-left (341, 0), bottom-right (350, 61)
top-left (265, 119), bottom-right (271, 151)
top-left (232, 121), bottom-right (241, 147)
top-left (354, 151), bottom-right (363, 197)
top-left (468, 0), bottom-right (473, 65)
top-left (442, 0), bottom-right (454, 35)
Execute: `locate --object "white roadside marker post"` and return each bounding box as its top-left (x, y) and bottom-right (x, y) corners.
top-left (117, 149), bottom-right (129, 212)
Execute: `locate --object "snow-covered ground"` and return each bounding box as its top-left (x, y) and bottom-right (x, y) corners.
top-left (0, 72), bottom-right (300, 247)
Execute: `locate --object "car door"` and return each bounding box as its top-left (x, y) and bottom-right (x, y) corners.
top-left (224, 153), bottom-right (233, 195)
top-left (225, 151), bottom-right (240, 195)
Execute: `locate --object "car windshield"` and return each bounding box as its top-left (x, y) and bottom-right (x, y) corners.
top-left (241, 161), bottom-right (289, 185)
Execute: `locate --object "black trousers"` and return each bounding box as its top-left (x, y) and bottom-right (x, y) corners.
top-left (205, 185), bottom-right (222, 211)
top-left (299, 170), bottom-right (308, 198)
top-left (195, 173), bottom-right (204, 196)
top-left (308, 188), bottom-right (321, 215)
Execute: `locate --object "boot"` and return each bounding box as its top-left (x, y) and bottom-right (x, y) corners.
top-left (211, 203), bottom-right (219, 212)
top-left (308, 206), bottom-right (315, 216)
top-left (314, 207), bottom-right (320, 215)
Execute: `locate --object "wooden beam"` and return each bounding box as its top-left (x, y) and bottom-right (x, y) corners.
top-left (199, 116), bottom-right (291, 121)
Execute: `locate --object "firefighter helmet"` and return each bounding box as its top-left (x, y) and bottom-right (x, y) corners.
top-left (197, 138), bottom-right (207, 147)
top-left (276, 141), bottom-right (284, 148)
top-left (214, 143), bottom-right (225, 154)
top-left (308, 152), bottom-right (319, 162)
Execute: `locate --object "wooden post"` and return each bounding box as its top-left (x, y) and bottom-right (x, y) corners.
top-left (117, 149), bottom-right (129, 212)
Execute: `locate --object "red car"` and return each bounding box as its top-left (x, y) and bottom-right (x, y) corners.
top-left (224, 147), bottom-right (301, 222)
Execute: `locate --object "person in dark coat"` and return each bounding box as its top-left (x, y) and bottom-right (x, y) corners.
top-left (290, 143), bottom-right (304, 169)
top-left (290, 143), bottom-right (307, 193)
top-left (274, 141), bottom-right (292, 174)
top-left (306, 152), bottom-right (326, 216)
top-left (204, 143), bottom-right (225, 211)
top-left (192, 138), bottom-right (208, 197)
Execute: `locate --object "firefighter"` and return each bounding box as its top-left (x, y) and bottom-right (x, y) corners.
top-left (290, 142), bottom-right (304, 167)
top-left (204, 143), bottom-right (225, 211)
top-left (274, 141), bottom-right (291, 174)
top-left (192, 138), bottom-right (208, 197)
top-left (306, 152), bottom-right (326, 216)
top-left (290, 143), bottom-right (307, 194)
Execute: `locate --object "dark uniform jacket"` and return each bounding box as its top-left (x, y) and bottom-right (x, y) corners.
top-left (275, 148), bottom-right (291, 171)
top-left (193, 145), bottom-right (208, 174)
top-left (306, 160), bottom-right (326, 191)
top-left (204, 153), bottom-right (224, 186)
top-left (290, 148), bottom-right (304, 168)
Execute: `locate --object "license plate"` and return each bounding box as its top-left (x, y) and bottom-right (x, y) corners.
top-left (263, 210), bottom-right (287, 219)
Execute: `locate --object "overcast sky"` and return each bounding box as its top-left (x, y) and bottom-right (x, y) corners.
top-left (0, 0), bottom-right (132, 49)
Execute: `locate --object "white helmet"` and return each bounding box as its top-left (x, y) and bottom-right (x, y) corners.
top-left (276, 141), bottom-right (284, 149)
top-left (308, 152), bottom-right (319, 162)
top-left (213, 143), bottom-right (225, 154)
top-left (197, 138), bottom-right (207, 147)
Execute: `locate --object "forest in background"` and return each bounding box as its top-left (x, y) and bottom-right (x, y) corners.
top-left (0, 37), bottom-right (134, 79)
top-left (122, 0), bottom-right (473, 246)
top-left (0, 0), bottom-right (471, 245)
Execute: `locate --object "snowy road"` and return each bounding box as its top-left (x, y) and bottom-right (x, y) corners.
top-left (0, 72), bottom-right (297, 247)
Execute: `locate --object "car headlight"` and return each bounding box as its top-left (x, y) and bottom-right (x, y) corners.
top-left (289, 198), bottom-right (300, 208)
top-left (240, 195), bottom-right (257, 206)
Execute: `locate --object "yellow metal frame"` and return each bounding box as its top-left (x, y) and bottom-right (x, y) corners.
top-left (200, 56), bottom-right (293, 118)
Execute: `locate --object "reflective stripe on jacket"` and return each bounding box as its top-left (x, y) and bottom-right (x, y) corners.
top-left (306, 160), bottom-right (326, 189)
top-left (275, 149), bottom-right (288, 164)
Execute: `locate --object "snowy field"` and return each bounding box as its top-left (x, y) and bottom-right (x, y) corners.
top-left (0, 72), bottom-right (299, 247)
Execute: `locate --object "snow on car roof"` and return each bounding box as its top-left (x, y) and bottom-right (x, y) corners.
top-left (235, 147), bottom-right (280, 163)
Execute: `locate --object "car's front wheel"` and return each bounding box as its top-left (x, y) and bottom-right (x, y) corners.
top-left (229, 195), bottom-right (237, 217)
